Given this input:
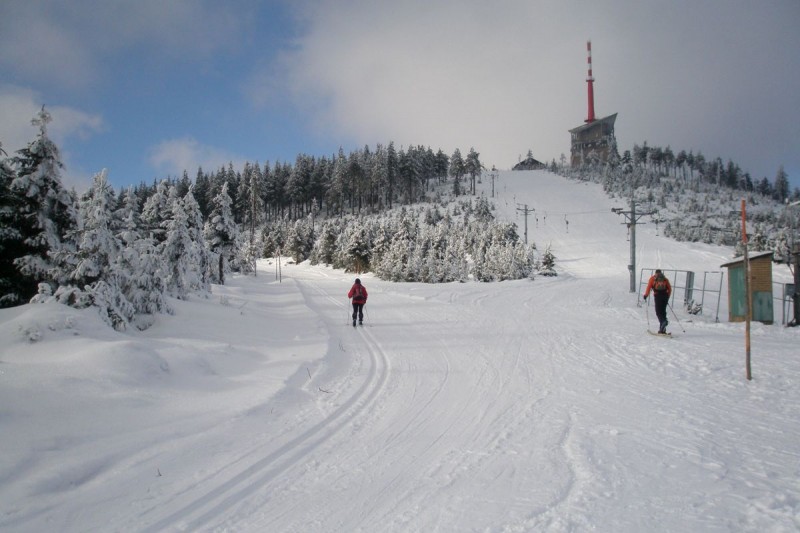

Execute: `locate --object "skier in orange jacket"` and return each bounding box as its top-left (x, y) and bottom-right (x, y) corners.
top-left (643, 269), bottom-right (672, 334)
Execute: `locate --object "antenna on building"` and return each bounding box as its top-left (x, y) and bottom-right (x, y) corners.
top-left (585, 40), bottom-right (596, 124)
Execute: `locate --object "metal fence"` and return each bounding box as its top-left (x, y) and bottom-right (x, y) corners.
top-left (775, 282), bottom-right (796, 326)
top-left (638, 268), bottom-right (725, 323)
top-left (637, 269), bottom-right (795, 326)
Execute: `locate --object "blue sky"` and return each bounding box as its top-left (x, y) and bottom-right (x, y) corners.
top-left (1, 0), bottom-right (799, 192)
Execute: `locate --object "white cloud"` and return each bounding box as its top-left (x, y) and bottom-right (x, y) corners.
top-left (279, 0), bottom-right (800, 179)
top-left (148, 137), bottom-right (246, 177)
top-left (0, 1), bottom-right (253, 89)
top-left (0, 86), bottom-right (45, 154)
top-left (0, 4), bottom-right (99, 89)
top-left (0, 85), bottom-right (103, 191)
top-left (48, 105), bottom-right (105, 145)
top-left (0, 85), bottom-right (104, 149)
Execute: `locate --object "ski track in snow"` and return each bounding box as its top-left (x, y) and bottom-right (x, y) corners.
top-left (246, 275), bottom-right (540, 532)
top-left (134, 276), bottom-right (392, 532)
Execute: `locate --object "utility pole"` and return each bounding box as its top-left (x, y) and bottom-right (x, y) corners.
top-left (250, 169), bottom-right (258, 276)
top-left (788, 200), bottom-right (800, 326)
top-left (490, 166), bottom-right (497, 198)
top-left (612, 198), bottom-right (655, 293)
top-left (792, 242), bottom-right (800, 327)
top-left (516, 203), bottom-right (535, 245)
top-left (742, 199), bottom-right (752, 380)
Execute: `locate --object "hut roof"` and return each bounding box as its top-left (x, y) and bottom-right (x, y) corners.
top-left (720, 251), bottom-right (774, 268)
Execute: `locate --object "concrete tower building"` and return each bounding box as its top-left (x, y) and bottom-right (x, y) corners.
top-left (569, 41), bottom-right (617, 167)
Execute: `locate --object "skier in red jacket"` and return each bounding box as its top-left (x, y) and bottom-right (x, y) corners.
top-left (347, 278), bottom-right (368, 326)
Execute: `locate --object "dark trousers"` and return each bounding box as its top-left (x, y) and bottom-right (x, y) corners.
top-left (352, 303), bottom-right (364, 322)
top-left (654, 293), bottom-right (669, 329)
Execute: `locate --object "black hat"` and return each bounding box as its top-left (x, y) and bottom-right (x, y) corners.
top-left (655, 269), bottom-right (662, 274)
top-left (355, 278), bottom-right (361, 284)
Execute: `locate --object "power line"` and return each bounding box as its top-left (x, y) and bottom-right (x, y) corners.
top-left (516, 204), bottom-right (534, 244)
top-left (540, 209), bottom-right (609, 216)
top-left (612, 201), bottom-right (656, 293)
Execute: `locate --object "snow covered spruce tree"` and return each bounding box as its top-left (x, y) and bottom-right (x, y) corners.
top-left (538, 244), bottom-right (557, 276)
top-left (140, 179), bottom-right (171, 243)
top-left (67, 170), bottom-right (120, 288)
top-left (181, 186), bottom-right (212, 292)
top-left (286, 216), bottom-right (314, 263)
top-left (449, 148), bottom-right (466, 196)
top-left (40, 169), bottom-right (135, 329)
top-left (261, 219), bottom-right (287, 258)
top-left (204, 181), bottom-right (239, 284)
top-left (115, 185), bottom-right (170, 323)
top-left (438, 218), bottom-right (470, 282)
top-left (465, 148), bottom-right (482, 195)
top-left (367, 214), bottom-right (396, 272)
top-left (240, 162), bottom-right (263, 275)
top-left (0, 142), bottom-right (24, 307)
top-left (343, 222), bottom-right (372, 273)
top-left (160, 188), bottom-right (195, 299)
top-left (471, 222), bottom-right (534, 282)
top-left (374, 211), bottom-right (417, 281)
top-left (73, 170), bottom-right (137, 327)
top-left (5, 107), bottom-right (77, 304)
top-left (309, 218), bottom-right (341, 266)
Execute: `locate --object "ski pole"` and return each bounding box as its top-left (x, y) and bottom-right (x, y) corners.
top-left (644, 296), bottom-right (651, 330)
top-left (668, 303), bottom-right (686, 333)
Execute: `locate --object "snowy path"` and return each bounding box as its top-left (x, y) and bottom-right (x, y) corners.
top-left (132, 266), bottom-right (800, 532)
top-left (238, 270), bottom-right (569, 532)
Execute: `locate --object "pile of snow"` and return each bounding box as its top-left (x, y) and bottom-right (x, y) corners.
top-left (1, 170), bottom-right (798, 532)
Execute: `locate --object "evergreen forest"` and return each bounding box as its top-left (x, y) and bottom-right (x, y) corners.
top-left (1, 108), bottom-right (797, 330)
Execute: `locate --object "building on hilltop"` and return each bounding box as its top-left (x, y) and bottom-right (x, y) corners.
top-left (569, 41), bottom-right (617, 168)
top-left (569, 113), bottom-right (618, 167)
top-left (513, 150), bottom-right (544, 170)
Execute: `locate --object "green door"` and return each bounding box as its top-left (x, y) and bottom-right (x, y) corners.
top-left (728, 265), bottom-right (774, 323)
top-left (729, 266), bottom-right (746, 319)
top-left (752, 291), bottom-right (774, 324)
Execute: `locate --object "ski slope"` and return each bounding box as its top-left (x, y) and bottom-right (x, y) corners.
top-left (1, 170), bottom-right (798, 532)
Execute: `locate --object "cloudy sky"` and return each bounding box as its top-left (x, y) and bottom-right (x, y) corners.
top-left (1, 0), bottom-right (798, 192)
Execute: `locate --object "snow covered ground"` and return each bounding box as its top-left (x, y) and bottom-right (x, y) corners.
top-left (1, 170), bottom-right (798, 532)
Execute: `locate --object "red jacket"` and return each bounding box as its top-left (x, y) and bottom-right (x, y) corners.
top-left (644, 273), bottom-right (671, 298)
top-left (348, 283), bottom-right (368, 304)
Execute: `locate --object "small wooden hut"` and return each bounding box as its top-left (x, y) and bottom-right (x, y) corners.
top-left (721, 251), bottom-right (774, 324)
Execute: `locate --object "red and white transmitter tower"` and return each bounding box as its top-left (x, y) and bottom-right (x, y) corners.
top-left (568, 40), bottom-right (617, 167)
top-left (585, 40), bottom-right (596, 124)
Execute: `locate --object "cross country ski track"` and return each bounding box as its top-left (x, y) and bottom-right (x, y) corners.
top-left (140, 265), bottom-right (581, 532)
top-left (259, 269), bottom-right (582, 532)
top-left (133, 275), bottom-right (389, 531)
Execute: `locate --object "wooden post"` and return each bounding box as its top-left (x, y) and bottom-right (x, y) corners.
top-left (742, 199), bottom-right (752, 381)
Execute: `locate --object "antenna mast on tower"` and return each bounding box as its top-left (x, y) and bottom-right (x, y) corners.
top-left (585, 40), bottom-right (596, 123)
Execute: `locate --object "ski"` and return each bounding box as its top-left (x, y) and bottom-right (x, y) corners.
top-left (647, 330), bottom-right (672, 337)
